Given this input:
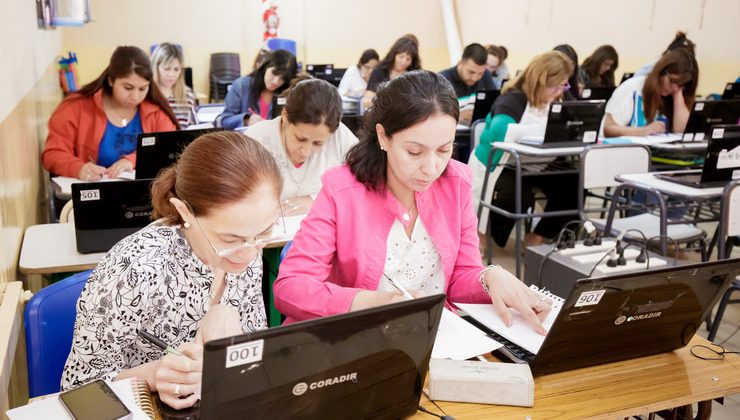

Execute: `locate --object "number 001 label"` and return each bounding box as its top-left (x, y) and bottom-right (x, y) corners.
top-left (225, 339), bottom-right (264, 368)
top-left (574, 290), bottom-right (605, 307)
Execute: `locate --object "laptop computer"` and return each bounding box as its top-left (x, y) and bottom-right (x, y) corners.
top-left (518, 100), bottom-right (606, 148)
top-left (655, 124), bottom-right (740, 188)
top-left (721, 82), bottom-right (740, 100)
top-left (194, 103), bottom-right (225, 125)
top-left (680, 99), bottom-right (740, 142)
top-left (72, 179), bottom-right (153, 253)
top-left (471, 89), bottom-right (501, 123)
top-left (157, 294), bottom-right (445, 420)
top-left (135, 128), bottom-right (222, 179)
top-left (462, 258), bottom-right (740, 375)
top-left (581, 86), bottom-right (616, 101)
top-left (305, 64), bottom-right (333, 78)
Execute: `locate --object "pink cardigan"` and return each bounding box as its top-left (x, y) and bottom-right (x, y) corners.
top-left (273, 161), bottom-right (491, 323)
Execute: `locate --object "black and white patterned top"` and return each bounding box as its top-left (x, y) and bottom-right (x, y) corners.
top-left (61, 223), bottom-right (267, 390)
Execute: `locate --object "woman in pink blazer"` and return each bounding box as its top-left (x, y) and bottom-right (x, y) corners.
top-left (274, 71), bottom-right (551, 334)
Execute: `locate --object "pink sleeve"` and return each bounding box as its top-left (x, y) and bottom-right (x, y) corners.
top-left (273, 183), bottom-right (363, 321)
top-left (447, 169), bottom-right (491, 304)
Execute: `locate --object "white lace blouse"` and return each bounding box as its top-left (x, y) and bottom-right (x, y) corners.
top-left (61, 223), bottom-right (267, 390)
top-left (377, 217), bottom-right (445, 296)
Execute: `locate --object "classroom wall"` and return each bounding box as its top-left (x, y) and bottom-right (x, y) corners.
top-left (62, 0), bottom-right (740, 100)
top-left (0, 1), bottom-right (62, 284)
top-left (458, 0), bottom-right (740, 95)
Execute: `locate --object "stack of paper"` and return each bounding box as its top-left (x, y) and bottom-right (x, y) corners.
top-left (432, 308), bottom-right (502, 360)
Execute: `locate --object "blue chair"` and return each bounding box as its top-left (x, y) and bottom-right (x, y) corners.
top-left (266, 38), bottom-right (297, 56)
top-left (25, 270), bottom-right (91, 397)
top-left (279, 240), bottom-right (293, 262)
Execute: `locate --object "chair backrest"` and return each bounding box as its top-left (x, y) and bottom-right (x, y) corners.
top-left (59, 199), bottom-right (74, 223)
top-left (266, 38), bottom-right (297, 56)
top-left (581, 145), bottom-right (650, 190)
top-left (471, 118), bottom-right (486, 150)
top-left (209, 52), bottom-right (241, 78)
top-left (25, 270), bottom-right (91, 397)
top-left (719, 180), bottom-right (740, 259)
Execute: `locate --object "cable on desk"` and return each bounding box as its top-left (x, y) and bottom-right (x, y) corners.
top-left (420, 388), bottom-right (455, 420)
top-left (689, 340), bottom-right (739, 361)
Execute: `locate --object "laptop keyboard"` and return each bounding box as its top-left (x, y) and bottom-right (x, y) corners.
top-left (460, 315), bottom-right (536, 364)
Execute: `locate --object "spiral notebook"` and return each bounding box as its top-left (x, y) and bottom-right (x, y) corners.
top-left (456, 286), bottom-right (564, 355)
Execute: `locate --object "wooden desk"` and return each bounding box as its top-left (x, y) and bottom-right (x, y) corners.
top-left (412, 335), bottom-right (739, 419)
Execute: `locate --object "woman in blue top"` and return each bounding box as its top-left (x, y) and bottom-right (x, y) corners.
top-left (220, 49), bottom-right (297, 129)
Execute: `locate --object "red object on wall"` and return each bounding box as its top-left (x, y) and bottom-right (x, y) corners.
top-left (262, 0), bottom-right (280, 42)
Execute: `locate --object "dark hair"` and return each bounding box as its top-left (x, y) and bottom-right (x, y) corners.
top-left (151, 131), bottom-right (283, 224)
top-left (284, 79), bottom-right (342, 132)
top-left (76, 45), bottom-right (179, 128)
top-left (462, 43), bottom-right (488, 66)
top-left (379, 37), bottom-right (422, 73)
top-left (643, 48), bottom-right (698, 126)
top-left (665, 31), bottom-right (696, 55)
top-left (485, 45), bottom-right (506, 62)
top-left (248, 49), bottom-right (298, 109)
top-left (582, 45), bottom-right (619, 87)
top-left (553, 44), bottom-right (581, 99)
top-left (346, 70), bottom-right (458, 191)
top-left (401, 33), bottom-right (419, 48)
top-left (358, 49), bottom-right (380, 67)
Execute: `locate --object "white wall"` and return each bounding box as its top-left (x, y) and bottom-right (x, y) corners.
top-left (0, 0), bottom-right (61, 122)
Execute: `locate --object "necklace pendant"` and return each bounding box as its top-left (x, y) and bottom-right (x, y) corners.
top-left (121, 118), bottom-right (127, 126)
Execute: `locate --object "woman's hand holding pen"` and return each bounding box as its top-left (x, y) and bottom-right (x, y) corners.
top-left (78, 161), bottom-right (106, 181)
top-left (154, 342), bottom-right (203, 410)
top-left (482, 268), bottom-right (552, 336)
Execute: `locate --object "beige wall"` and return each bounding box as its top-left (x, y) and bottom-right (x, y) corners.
top-left (0, 1), bottom-right (63, 283)
top-left (63, 0), bottom-right (740, 98)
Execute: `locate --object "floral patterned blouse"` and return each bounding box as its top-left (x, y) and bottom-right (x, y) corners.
top-left (61, 223), bottom-right (267, 390)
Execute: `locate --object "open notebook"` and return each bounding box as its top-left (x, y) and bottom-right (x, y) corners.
top-left (456, 285), bottom-right (563, 355)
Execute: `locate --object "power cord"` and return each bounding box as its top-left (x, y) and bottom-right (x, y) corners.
top-left (646, 235), bottom-right (680, 266)
top-left (417, 404), bottom-right (456, 420)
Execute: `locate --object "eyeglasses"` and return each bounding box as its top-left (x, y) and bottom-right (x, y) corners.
top-left (186, 203), bottom-right (288, 258)
top-left (548, 81), bottom-right (571, 92)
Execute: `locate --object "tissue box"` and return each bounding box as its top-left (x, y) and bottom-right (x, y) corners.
top-left (428, 359), bottom-right (534, 407)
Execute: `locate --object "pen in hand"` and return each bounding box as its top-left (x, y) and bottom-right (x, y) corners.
top-left (383, 273), bottom-right (414, 300)
top-left (138, 330), bottom-right (185, 357)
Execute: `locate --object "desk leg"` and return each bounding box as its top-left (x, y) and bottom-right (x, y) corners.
top-left (262, 248), bottom-right (283, 327)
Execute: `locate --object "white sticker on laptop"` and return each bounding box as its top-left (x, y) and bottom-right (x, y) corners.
top-left (277, 97), bottom-right (287, 105)
top-left (733, 169), bottom-right (740, 180)
top-left (712, 128), bottom-right (725, 139)
top-left (694, 132), bottom-right (705, 141)
top-left (141, 136), bottom-right (156, 147)
top-left (79, 189), bottom-right (100, 201)
top-left (694, 102), bottom-right (704, 111)
top-left (225, 339), bottom-right (264, 368)
top-left (574, 290), bottom-right (605, 307)
top-left (582, 89), bottom-right (591, 99)
top-left (682, 133), bottom-right (694, 142)
top-left (477, 92), bottom-right (486, 100)
top-left (718, 146), bottom-right (740, 169)
top-left (552, 104), bottom-right (562, 113)
top-left (583, 131), bottom-right (597, 143)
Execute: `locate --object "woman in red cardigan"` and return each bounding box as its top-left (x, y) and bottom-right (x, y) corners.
top-left (42, 46), bottom-right (178, 179)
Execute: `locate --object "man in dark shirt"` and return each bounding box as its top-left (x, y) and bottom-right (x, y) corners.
top-left (439, 43), bottom-right (496, 124)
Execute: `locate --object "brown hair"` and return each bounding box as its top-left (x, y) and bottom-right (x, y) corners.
top-left (151, 131), bottom-right (283, 224)
top-left (504, 51), bottom-right (573, 109)
top-left (581, 45), bottom-right (619, 87)
top-left (284, 78), bottom-right (342, 132)
top-left (642, 48), bottom-right (698, 125)
top-left (379, 37), bottom-right (422, 73)
top-left (346, 70), bottom-right (458, 191)
top-left (77, 46), bottom-right (179, 128)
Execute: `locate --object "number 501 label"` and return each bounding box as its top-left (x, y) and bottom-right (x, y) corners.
top-left (225, 339), bottom-right (264, 368)
top-left (574, 290), bottom-right (605, 307)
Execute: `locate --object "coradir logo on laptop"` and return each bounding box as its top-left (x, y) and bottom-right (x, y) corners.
top-left (614, 312), bottom-right (662, 325)
top-left (292, 372), bottom-right (359, 396)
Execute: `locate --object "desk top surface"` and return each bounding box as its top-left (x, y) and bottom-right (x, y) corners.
top-left (412, 335), bottom-right (739, 419)
top-left (495, 141), bottom-right (586, 156)
top-left (616, 171), bottom-right (725, 198)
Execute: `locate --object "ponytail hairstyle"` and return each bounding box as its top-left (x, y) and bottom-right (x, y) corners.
top-left (643, 48), bottom-right (698, 125)
top-left (151, 131), bottom-right (283, 224)
top-left (345, 70), bottom-right (458, 191)
top-left (76, 45), bottom-right (179, 128)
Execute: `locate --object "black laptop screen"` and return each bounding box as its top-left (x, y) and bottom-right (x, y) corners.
top-left (135, 128), bottom-right (221, 179)
top-left (702, 125), bottom-right (740, 183)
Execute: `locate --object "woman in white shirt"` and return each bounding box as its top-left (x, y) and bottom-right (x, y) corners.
top-left (338, 49), bottom-right (379, 98)
top-left (245, 78), bottom-right (359, 215)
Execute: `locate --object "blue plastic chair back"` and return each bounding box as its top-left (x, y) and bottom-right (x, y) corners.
top-left (280, 241), bottom-right (293, 262)
top-left (266, 38), bottom-right (297, 56)
top-left (25, 270), bottom-right (91, 397)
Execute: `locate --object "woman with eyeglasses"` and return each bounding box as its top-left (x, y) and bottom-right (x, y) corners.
top-left (274, 71), bottom-right (552, 334)
top-left (61, 131), bottom-right (284, 409)
top-left (245, 78), bottom-right (358, 216)
top-left (603, 48), bottom-right (697, 138)
top-left (469, 51), bottom-right (579, 248)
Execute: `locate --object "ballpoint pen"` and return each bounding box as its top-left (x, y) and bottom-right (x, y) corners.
top-left (382, 273), bottom-right (414, 300)
top-left (138, 330), bottom-right (185, 357)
